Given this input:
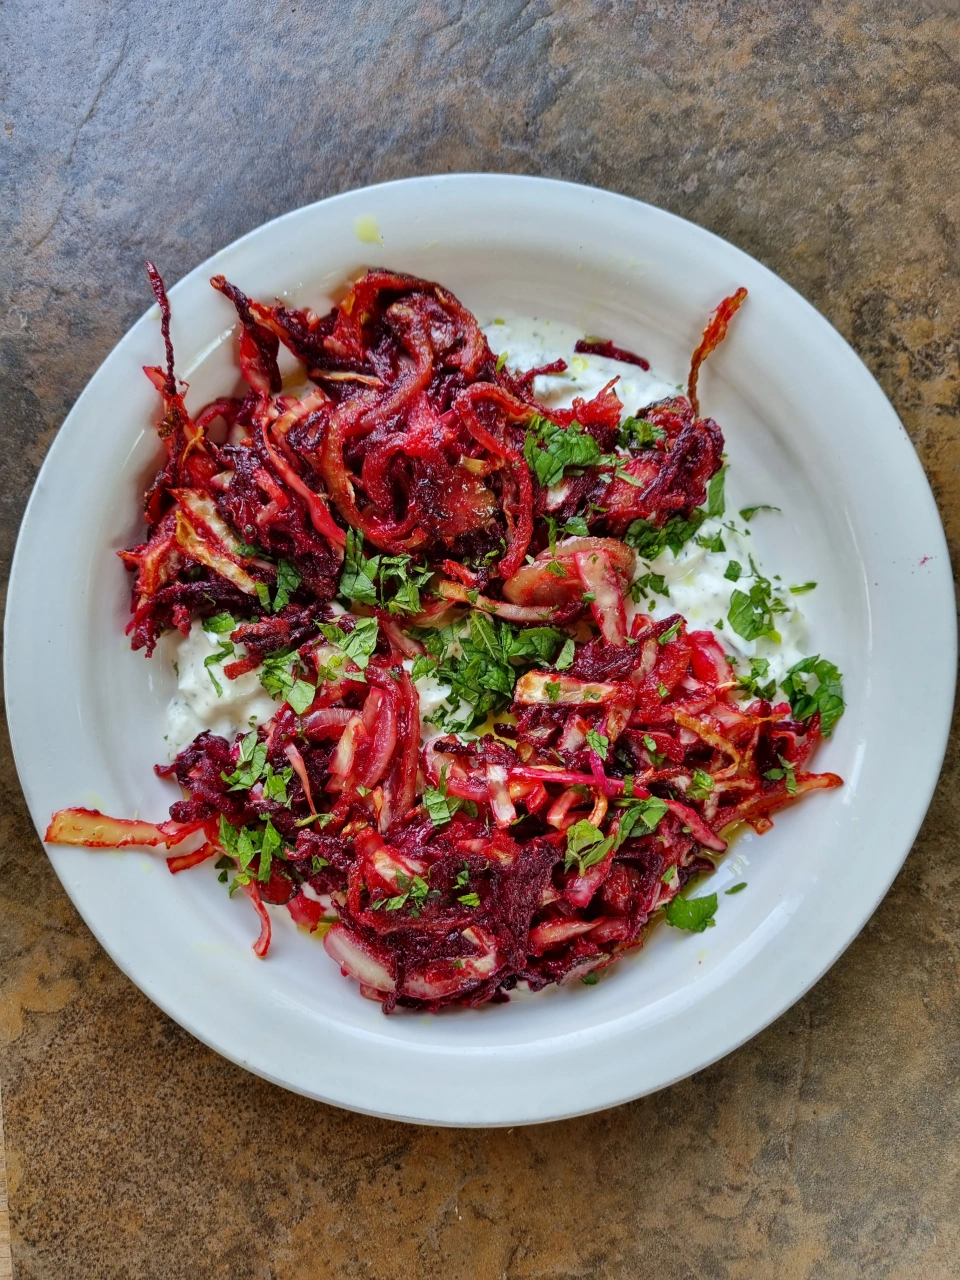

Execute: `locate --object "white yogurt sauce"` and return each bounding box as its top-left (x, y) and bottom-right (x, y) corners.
top-left (483, 316), bottom-right (678, 414)
top-left (639, 517), bottom-right (807, 684)
top-left (164, 624), bottom-right (278, 756)
top-left (163, 316), bottom-right (809, 751)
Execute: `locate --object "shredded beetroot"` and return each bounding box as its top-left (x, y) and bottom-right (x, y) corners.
top-left (688, 287), bottom-right (748, 418)
top-left (574, 338), bottom-right (650, 370)
top-left (47, 267), bottom-right (845, 1007)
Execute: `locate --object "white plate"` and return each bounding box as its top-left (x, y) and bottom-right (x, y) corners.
top-left (6, 175), bottom-right (955, 1126)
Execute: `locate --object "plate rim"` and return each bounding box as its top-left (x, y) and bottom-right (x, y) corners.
top-left (6, 172), bottom-right (956, 1125)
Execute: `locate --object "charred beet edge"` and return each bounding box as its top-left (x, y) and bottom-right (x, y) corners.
top-left (46, 268), bottom-right (844, 1011)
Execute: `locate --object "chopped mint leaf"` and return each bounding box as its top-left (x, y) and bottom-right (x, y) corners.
top-left (658, 619), bottom-right (682, 646)
top-left (706, 465), bottom-right (727, 519)
top-left (523, 415), bottom-right (603, 489)
top-left (458, 891), bottom-right (481, 907)
top-left (203, 640), bottom-right (235, 696)
top-left (259, 649), bottom-right (297, 700)
top-left (617, 416), bottom-right (665, 450)
top-left (423, 766), bottom-right (462, 828)
top-left (272, 559), bottom-right (301, 612)
top-left (339, 528), bottom-right (379, 606)
top-left (687, 768), bottom-right (714, 800)
top-left (696, 529), bottom-right (725, 553)
top-left (262, 764), bottom-right (294, 807)
top-left (495, 351), bottom-right (508, 372)
top-left (221, 730), bottom-right (268, 790)
top-left (727, 573), bottom-right (786, 642)
top-left (287, 678), bottom-right (316, 715)
top-left (624, 510), bottom-right (706, 559)
top-left (661, 865), bottom-right (677, 885)
top-left (780, 654), bottom-right (845, 736)
top-left (616, 796), bottom-right (668, 843)
top-left (585, 728), bottom-right (610, 760)
top-left (724, 560), bottom-right (742, 582)
top-left (218, 815), bottom-right (239, 856)
top-left (564, 819), bottom-right (616, 874)
top-left (789, 581), bottom-right (817, 594)
top-left (740, 505), bottom-right (781, 522)
top-left (738, 656), bottom-right (776, 701)
top-left (634, 571), bottom-right (669, 599)
top-left (725, 882), bottom-right (748, 895)
top-left (203, 612), bottom-right (237, 635)
top-left (555, 637), bottom-right (575, 670)
top-left (411, 654), bottom-right (439, 682)
top-left (318, 617), bottom-right (379, 672)
top-left (664, 892), bottom-right (718, 932)
top-left (257, 818), bottom-right (282, 882)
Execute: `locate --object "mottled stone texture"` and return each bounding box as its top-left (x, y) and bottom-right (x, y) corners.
top-left (2, 1), bottom-right (959, 1276)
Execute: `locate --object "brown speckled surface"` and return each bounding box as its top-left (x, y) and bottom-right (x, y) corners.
top-left (3, 3), bottom-right (960, 1277)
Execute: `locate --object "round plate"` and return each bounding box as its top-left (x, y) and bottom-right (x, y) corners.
top-left (6, 175), bottom-right (954, 1126)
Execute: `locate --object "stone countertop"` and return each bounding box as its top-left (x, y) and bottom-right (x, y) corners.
top-left (3, 3), bottom-right (959, 1277)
